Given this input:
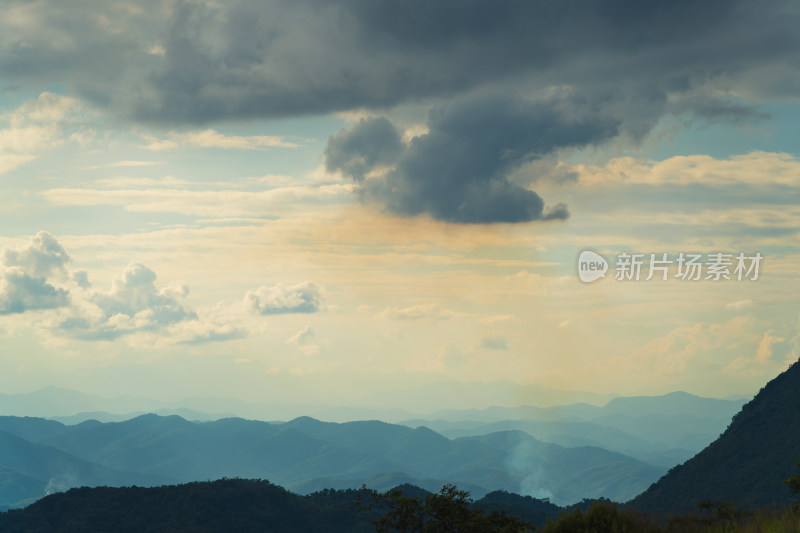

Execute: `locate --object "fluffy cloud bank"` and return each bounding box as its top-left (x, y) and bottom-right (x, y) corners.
top-left (0, 233), bottom-right (322, 343)
top-left (0, 232), bottom-right (71, 315)
top-left (60, 261), bottom-right (196, 340)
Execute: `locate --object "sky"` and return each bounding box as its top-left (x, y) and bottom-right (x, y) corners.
top-left (0, 0), bottom-right (799, 410)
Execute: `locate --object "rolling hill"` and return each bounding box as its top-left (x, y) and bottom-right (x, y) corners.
top-left (0, 478), bottom-right (563, 532)
top-left (0, 429), bottom-right (172, 508)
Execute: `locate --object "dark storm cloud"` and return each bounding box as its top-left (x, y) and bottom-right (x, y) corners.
top-left (325, 117), bottom-right (405, 181)
top-left (326, 92), bottom-right (619, 223)
top-left (134, 0), bottom-right (796, 123)
top-left (2, 0), bottom-right (798, 224)
top-left (1, 0), bottom-right (797, 124)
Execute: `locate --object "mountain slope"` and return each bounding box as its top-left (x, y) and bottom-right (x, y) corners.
top-left (0, 467), bottom-right (45, 509)
top-left (630, 358), bottom-right (800, 513)
top-left (0, 430), bottom-right (174, 508)
top-left (463, 430), bottom-right (664, 503)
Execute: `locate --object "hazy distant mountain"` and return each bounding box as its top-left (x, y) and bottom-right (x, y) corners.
top-left (48, 407), bottom-right (236, 425)
top-left (409, 419), bottom-right (686, 466)
top-left (363, 380), bottom-right (616, 411)
top-left (0, 384), bottom-right (743, 427)
top-left (630, 359), bottom-right (800, 512)
top-left (0, 381), bottom-right (616, 422)
top-left (401, 392), bottom-right (746, 469)
top-left (0, 386), bottom-right (414, 423)
top-left (0, 414), bottom-right (664, 507)
top-left (602, 391), bottom-right (748, 419)
top-left (418, 403), bottom-right (598, 423)
top-left (416, 391), bottom-right (747, 423)
top-left (0, 387), bottom-right (164, 418)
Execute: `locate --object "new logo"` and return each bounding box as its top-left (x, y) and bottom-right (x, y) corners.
top-left (577, 250), bottom-right (608, 283)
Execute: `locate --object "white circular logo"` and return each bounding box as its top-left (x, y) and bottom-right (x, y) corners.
top-left (577, 250), bottom-right (608, 283)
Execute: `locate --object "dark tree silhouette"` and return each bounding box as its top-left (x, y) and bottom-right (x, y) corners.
top-left (360, 484), bottom-right (534, 532)
top-left (784, 458), bottom-right (800, 512)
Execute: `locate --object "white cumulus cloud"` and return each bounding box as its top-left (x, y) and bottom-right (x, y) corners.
top-left (245, 282), bottom-right (324, 315)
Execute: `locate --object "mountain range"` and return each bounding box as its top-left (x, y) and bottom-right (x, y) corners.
top-left (0, 386), bottom-right (746, 470)
top-left (0, 381), bottom-right (617, 422)
top-left (0, 385), bottom-right (751, 511)
top-left (0, 424), bottom-right (171, 509)
top-left (401, 391), bottom-right (747, 468)
top-left (0, 413), bottom-right (664, 509)
top-left (0, 380), bottom-right (771, 514)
